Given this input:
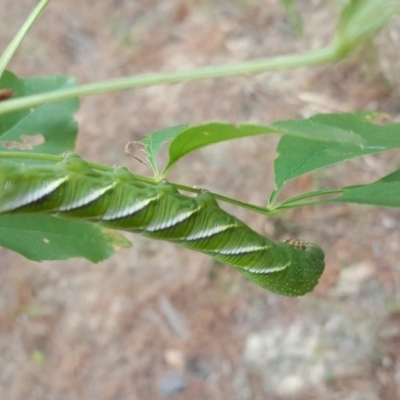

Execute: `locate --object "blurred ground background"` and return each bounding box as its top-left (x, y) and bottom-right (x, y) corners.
top-left (1, 1), bottom-right (400, 399)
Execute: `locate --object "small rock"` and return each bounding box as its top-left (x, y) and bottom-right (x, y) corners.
top-left (276, 375), bottom-right (305, 396)
top-left (159, 373), bottom-right (186, 396)
top-left (164, 349), bottom-right (185, 370)
top-left (186, 357), bottom-right (209, 380)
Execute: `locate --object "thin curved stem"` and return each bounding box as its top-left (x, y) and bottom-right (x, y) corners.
top-left (0, 46), bottom-right (337, 115)
top-left (275, 188), bottom-right (343, 207)
top-left (171, 183), bottom-right (276, 216)
top-left (273, 198), bottom-right (340, 211)
top-left (0, 151), bottom-right (62, 163)
top-left (0, 0), bottom-right (51, 78)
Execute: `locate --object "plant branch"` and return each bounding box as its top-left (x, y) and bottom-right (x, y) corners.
top-left (274, 198), bottom-right (340, 211)
top-left (0, 46), bottom-right (337, 115)
top-left (170, 183), bottom-right (277, 216)
top-left (274, 188), bottom-right (343, 208)
top-left (0, 0), bottom-right (51, 78)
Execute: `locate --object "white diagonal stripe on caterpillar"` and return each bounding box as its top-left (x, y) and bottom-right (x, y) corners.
top-left (102, 196), bottom-right (158, 220)
top-left (243, 264), bottom-right (288, 274)
top-left (59, 184), bottom-right (115, 211)
top-left (186, 223), bottom-right (236, 241)
top-left (219, 243), bottom-right (270, 255)
top-left (146, 208), bottom-right (200, 232)
top-left (0, 177), bottom-right (66, 212)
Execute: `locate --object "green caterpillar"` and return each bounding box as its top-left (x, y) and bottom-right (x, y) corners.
top-left (0, 154), bottom-right (324, 296)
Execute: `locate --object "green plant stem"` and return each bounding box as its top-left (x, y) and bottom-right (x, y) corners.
top-left (1, 0), bottom-right (398, 116)
top-left (0, 46), bottom-right (338, 115)
top-left (274, 198), bottom-right (339, 211)
top-left (0, 0), bottom-right (51, 78)
top-left (171, 183), bottom-right (276, 216)
top-left (268, 189), bottom-right (280, 207)
top-left (0, 151), bottom-right (62, 163)
top-left (274, 188), bottom-right (343, 208)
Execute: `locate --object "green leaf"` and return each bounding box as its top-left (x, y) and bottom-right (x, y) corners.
top-left (164, 122), bottom-right (276, 174)
top-left (274, 112), bottom-right (400, 191)
top-left (0, 214), bottom-right (132, 262)
top-left (164, 120), bottom-right (364, 174)
top-left (0, 70), bottom-right (79, 155)
top-left (334, 0), bottom-right (400, 58)
top-left (271, 118), bottom-right (365, 147)
top-left (336, 169), bottom-right (400, 208)
top-left (140, 125), bottom-right (187, 176)
top-left (377, 169), bottom-right (400, 184)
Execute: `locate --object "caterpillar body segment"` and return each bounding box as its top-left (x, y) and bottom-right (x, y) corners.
top-left (0, 154), bottom-right (325, 296)
top-left (239, 241), bottom-right (324, 296)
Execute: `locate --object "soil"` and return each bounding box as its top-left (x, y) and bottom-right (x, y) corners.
top-left (1, 1), bottom-right (400, 399)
